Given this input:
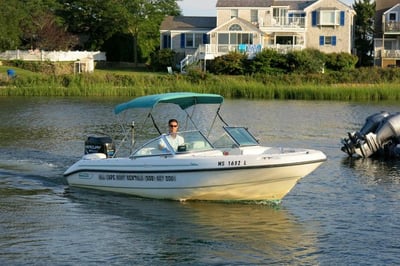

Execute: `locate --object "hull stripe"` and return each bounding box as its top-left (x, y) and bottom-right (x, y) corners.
top-left (64, 158), bottom-right (326, 177)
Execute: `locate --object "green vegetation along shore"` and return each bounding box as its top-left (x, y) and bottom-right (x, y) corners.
top-left (2, 65), bottom-right (400, 101)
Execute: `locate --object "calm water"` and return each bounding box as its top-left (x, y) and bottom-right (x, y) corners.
top-left (0, 97), bottom-right (399, 265)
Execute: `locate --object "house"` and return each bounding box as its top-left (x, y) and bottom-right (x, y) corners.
top-left (374, 0), bottom-right (400, 67)
top-left (160, 0), bottom-right (355, 72)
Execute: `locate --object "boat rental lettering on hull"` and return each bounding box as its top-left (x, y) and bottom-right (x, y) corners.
top-left (64, 92), bottom-right (326, 202)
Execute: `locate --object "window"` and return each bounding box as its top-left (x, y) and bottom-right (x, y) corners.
top-left (230, 33), bottom-right (237, 44)
top-left (320, 10), bottom-right (336, 25)
top-left (231, 9), bottom-right (238, 19)
top-left (218, 33), bottom-right (253, 45)
top-left (312, 10), bottom-right (345, 26)
top-left (389, 13), bottom-right (397, 22)
top-left (229, 24), bottom-right (242, 31)
top-left (185, 34), bottom-right (194, 47)
top-left (276, 36), bottom-right (293, 45)
top-left (273, 7), bottom-right (288, 24)
top-left (240, 34), bottom-right (250, 44)
top-left (251, 10), bottom-right (258, 23)
top-left (195, 34), bottom-right (203, 47)
top-left (325, 36), bottom-right (333, 45)
top-left (218, 33), bottom-right (229, 44)
top-left (162, 35), bottom-right (171, 49)
top-left (181, 33), bottom-right (207, 48)
top-left (319, 36), bottom-right (337, 46)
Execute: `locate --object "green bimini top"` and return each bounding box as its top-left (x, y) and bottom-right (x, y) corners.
top-left (114, 92), bottom-right (224, 114)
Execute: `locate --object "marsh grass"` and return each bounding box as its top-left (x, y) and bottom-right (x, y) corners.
top-left (1, 65), bottom-right (400, 101)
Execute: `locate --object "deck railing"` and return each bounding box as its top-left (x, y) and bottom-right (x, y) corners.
top-left (180, 43), bottom-right (305, 72)
top-left (259, 16), bottom-right (306, 28)
top-left (380, 49), bottom-right (400, 58)
top-left (384, 21), bottom-right (400, 33)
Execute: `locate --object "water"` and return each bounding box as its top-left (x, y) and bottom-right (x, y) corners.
top-left (0, 97), bottom-right (399, 265)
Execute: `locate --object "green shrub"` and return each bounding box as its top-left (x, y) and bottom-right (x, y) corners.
top-left (248, 49), bottom-right (287, 74)
top-left (326, 52), bottom-right (358, 71)
top-left (149, 49), bottom-right (176, 71)
top-left (209, 51), bottom-right (247, 75)
top-left (286, 49), bottom-right (326, 74)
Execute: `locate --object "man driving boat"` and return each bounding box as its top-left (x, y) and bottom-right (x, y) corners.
top-left (159, 119), bottom-right (184, 151)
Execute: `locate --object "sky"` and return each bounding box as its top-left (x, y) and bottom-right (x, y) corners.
top-left (178, 0), bottom-right (356, 16)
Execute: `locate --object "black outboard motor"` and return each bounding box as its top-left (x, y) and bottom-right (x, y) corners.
top-left (84, 136), bottom-right (115, 158)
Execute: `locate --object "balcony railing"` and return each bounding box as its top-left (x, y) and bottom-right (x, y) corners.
top-left (381, 49), bottom-right (400, 58)
top-left (265, 44), bottom-right (304, 53)
top-left (259, 16), bottom-right (305, 28)
top-left (384, 21), bottom-right (400, 33)
top-left (197, 44), bottom-right (303, 58)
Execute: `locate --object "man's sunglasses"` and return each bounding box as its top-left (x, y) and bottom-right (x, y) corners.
top-left (169, 124), bottom-right (178, 127)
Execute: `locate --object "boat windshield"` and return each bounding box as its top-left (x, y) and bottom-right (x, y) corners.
top-left (225, 127), bottom-right (259, 146)
top-left (132, 131), bottom-right (214, 157)
top-left (213, 127), bottom-right (259, 148)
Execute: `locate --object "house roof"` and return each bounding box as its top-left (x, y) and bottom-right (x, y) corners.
top-left (160, 16), bottom-right (216, 31)
top-left (383, 3), bottom-right (400, 14)
top-left (216, 0), bottom-right (317, 9)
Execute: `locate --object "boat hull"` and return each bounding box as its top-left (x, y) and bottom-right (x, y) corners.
top-left (64, 150), bottom-right (326, 201)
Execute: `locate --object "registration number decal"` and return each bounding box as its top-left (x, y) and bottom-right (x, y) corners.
top-left (217, 160), bottom-right (246, 167)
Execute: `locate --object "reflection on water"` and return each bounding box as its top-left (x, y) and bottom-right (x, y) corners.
top-left (341, 157), bottom-right (400, 185)
top-left (63, 188), bottom-right (318, 265)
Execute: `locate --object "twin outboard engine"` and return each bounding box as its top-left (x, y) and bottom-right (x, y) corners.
top-left (341, 111), bottom-right (400, 158)
top-left (85, 136), bottom-right (115, 158)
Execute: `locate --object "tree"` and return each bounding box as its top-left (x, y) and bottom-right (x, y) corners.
top-left (57, 0), bottom-right (125, 50)
top-left (58, 0), bottom-right (180, 63)
top-left (353, 0), bottom-right (375, 67)
top-left (32, 12), bottom-right (79, 50)
top-left (0, 0), bottom-right (78, 51)
top-left (118, 0), bottom-right (180, 65)
top-left (0, 1), bottom-right (25, 50)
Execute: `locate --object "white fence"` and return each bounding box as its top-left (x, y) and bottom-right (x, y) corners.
top-left (0, 50), bottom-right (106, 62)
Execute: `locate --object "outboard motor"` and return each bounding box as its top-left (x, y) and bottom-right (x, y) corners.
top-left (341, 112), bottom-right (400, 158)
top-left (359, 111), bottom-right (390, 135)
top-left (341, 111), bottom-right (390, 156)
top-left (84, 136), bottom-right (115, 158)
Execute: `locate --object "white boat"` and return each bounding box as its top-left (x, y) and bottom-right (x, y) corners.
top-left (64, 92), bottom-right (326, 202)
